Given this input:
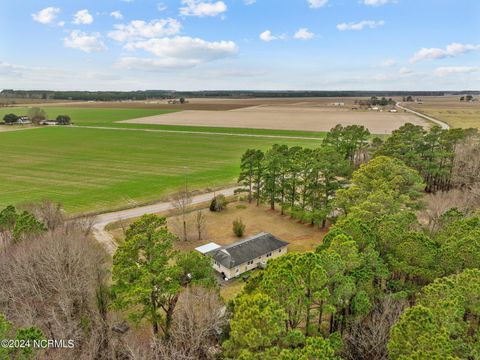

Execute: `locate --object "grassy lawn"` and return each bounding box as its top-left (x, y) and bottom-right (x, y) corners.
top-left (0, 127), bottom-right (320, 214)
top-left (0, 106), bottom-right (327, 138)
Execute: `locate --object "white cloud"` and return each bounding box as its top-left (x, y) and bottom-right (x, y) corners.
top-left (179, 0), bottom-right (227, 17)
top-left (123, 36), bottom-right (238, 66)
top-left (108, 18), bottom-right (181, 42)
top-left (32, 7), bottom-right (60, 24)
top-left (244, 0), bottom-right (256, 4)
top-left (63, 31), bottom-right (106, 53)
top-left (380, 58), bottom-right (396, 67)
top-left (157, 2), bottom-right (168, 11)
top-left (116, 57), bottom-right (198, 70)
top-left (337, 20), bottom-right (385, 31)
top-left (363, 0), bottom-right (391, 6)
top-left (410, 43), bottom-right (480, 63)
top-left (294, 28), bottom-right (315, 40)
top-left (434, 66), bottom-right (478, 77)
top-left (399, 67), bottom-right (412, 75)
top-left (73, 9), bottom-right (94, 25)
top-left (57, 21), bottom-right (65, 27)
top-left (259, 30), bottom-right (286, 42)
top-left (307, 0), bottom-right (328, 8)
top-left (259, 30), bottom-right (275, 42)
top-left (110, 11), bottom-right (124, 20)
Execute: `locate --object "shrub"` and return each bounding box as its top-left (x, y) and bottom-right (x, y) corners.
top-left (236, 204), bottom-right (247, 210)
top-left (3, 113), bottom-right (18, 124)
top-left (210, 194), bottom-right (228, 212)
top-left (232, 218), bottom-right (246, 237)
top-left (56, 115), bottom-right (71, 125)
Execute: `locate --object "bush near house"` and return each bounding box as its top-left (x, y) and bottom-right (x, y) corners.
top-left (232, 218), bottom-right (246, 237)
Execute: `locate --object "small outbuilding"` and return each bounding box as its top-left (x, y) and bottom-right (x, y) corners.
top-left (205, 232), bottom-right (289, 279)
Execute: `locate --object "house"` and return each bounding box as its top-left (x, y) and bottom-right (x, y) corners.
top-left (389, 109), bottom-right (398, 113)
top-left (15, 116), bottom-right (31, 124)
top-left (40, 120), bottom-right (57, 126)
top-left (202, 232), bottom-right (289, 279)
top-left (332, 102), bottom-right (345, 107)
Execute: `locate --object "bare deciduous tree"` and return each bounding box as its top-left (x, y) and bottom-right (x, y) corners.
top-left (195, 210), bottom-right (207, 241)
top-left (421, 189), bottom-right (478, 235)
top-left (171, 191), bottom-right (192, 241)
top-left (0, 219), bottom-right (112, 360)
top-left (343, 297), bottom-right (407, 360)
top-left (21, 200), bottom-right (64, 231)
top-left (452, 137), bottom-right (480, 190)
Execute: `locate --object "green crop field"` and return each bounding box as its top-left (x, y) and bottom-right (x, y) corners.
top-left (0, 106), bottom-right (327, 138)
top-left (0, 107), bottom-right (178, 126)
top-left (0, 126), bottom-right (321, 214)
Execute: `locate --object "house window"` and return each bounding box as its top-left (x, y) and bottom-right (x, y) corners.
top-left (266, 252), bottom-right (272, 258)
top-left (236, 268), bottom-right (239, 273)
top-left (279, 249), bottom-right (282, 253)
top-left (247, 260), bottom-right (253, 265)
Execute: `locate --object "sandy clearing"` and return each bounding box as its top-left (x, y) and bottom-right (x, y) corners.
top-left (122, 105), bottom-right (427, 134)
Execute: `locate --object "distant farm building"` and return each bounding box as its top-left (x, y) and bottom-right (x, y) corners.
top-left (40, 120), bottom-right (57, 126)
top-left (198, 232), bottom-right (289, 279)
top-left (332, 102), bottom-right (345, 107)
top-left (16, 116), bottom-right (31, 124)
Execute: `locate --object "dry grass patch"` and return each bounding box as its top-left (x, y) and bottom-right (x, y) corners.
top-left (110, 201), bottom-right (325, 253)
top-left (406, 96), bottom-right (480, 129)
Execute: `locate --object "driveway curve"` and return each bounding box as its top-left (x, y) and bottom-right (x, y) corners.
top-left (92, 187), bottom-right (239, 255)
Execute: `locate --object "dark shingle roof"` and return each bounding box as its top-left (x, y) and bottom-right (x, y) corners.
top-left (207, 232), bottom-right (289, 269)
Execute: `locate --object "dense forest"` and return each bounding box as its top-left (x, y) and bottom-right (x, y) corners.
top-left (2, 89), bottom-right (478, 102)
top-left (0, 123), bottom-right (479, 359)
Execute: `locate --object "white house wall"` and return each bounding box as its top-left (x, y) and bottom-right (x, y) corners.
top-left (212, 246), bottom-right (288, 279)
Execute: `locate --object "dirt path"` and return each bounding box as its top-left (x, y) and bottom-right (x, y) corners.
top-left (396, 102), bottom-right (450, 130)
top-left (92, 187), bottom-right (239, 255)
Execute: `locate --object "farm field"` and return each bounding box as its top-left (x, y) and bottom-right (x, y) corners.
top-left (122, 103), bottom-right (426, 134)
top-left (405, 96), bottom-right (480, 129)
top-left (0, 106), bottom-right (327, 138)
top-left (0, 107), bottom-right (179, 126)
top-left (0, 127), bottom-right (320, 214)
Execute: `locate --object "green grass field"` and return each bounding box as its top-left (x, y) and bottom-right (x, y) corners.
top-left (0, 107), bottom-right (327, 138)
top-left (0, 126), bottom-right (321, 214)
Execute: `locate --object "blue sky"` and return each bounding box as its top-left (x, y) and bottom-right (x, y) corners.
top-left (0, 0), bottom-right (479, 90)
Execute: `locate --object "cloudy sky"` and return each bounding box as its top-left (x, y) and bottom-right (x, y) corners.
top-left (0, 0), bottom-right (479, 91)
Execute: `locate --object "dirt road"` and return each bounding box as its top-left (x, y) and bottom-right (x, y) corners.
top-left (92, 187), bottom-right (239, 255)
top-left (396, 102), bottom-right (450, 130)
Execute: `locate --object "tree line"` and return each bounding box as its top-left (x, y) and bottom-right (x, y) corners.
top-left (238, 125), bottom-right (371, 228)
top-left (2, 89), bottom-right (461, 101)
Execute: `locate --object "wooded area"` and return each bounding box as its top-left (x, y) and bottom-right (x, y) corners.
top-left (0, 123), bottom-right (479, 359)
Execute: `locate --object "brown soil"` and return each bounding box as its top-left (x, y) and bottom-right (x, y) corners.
top-left (122, 104), bottom-right (425, 134)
